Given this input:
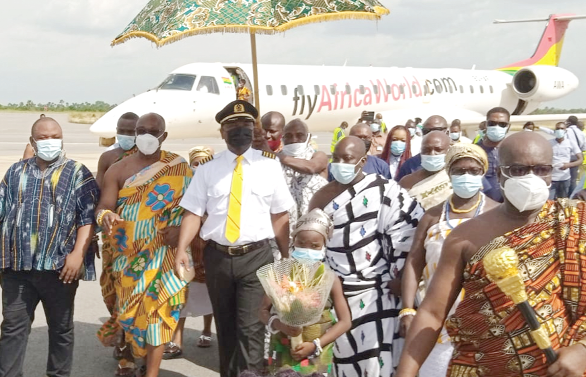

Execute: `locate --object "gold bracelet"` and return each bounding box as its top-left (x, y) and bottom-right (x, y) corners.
top-left (96, 209), bottom-right (113, 227)
top-left (398, 308), bottom-right (417, 319)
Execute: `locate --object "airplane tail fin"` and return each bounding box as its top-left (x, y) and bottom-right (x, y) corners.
top-left (497, 14), bottom-right (586, 75)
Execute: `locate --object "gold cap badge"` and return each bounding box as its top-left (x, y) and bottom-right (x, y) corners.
top-left (234, 104), bottom-right (245, 113)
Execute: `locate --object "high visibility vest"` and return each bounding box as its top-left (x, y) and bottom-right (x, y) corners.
top-left (331, 127), bottom-right (346, 153)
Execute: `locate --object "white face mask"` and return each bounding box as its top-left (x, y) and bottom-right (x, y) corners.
top-left (135, 133), bottom-right (163, 155)
top-left (34, 138), bottom-right (62, 161)
top-left (500, 173), bottom-right (550, 212)
top-left (282, 133), bottom-right (311, 157)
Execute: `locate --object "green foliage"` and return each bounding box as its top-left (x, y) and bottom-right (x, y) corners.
top-left (0, 100), bottom-right (115, 112)
top-left (530, 107), bottom-right (586, 115)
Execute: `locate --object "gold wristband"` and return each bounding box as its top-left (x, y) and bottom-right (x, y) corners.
top-left (96, 209), bottom-right (113, 227)
top-left (398, 308), bottom-right (417, 319)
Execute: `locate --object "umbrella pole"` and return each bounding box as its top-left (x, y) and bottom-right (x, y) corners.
top-left (250, 30), bottom-right (261, 117)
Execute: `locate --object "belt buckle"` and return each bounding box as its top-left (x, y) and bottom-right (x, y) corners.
top-left (227, 245), bottom-right (242, 256)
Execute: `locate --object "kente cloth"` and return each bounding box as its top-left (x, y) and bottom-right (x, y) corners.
top-left (237, 87), bottom-right (251, 101)
top-left (268, 305), bottom-right (335, 375)
top-left (283, 147), bottom-right (328, 237)
top-left (323, 174), bottom-right (423, 377)
top-left (100, 147), bottom-right (138, 315)
top-left (407, 169), bottom-right (452, 211)
top-left (446, 199), bottom-right (586, 377)
top-left (103, 151), bottom-right (192, 358)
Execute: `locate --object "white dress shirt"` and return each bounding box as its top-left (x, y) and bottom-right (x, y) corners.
top-left (180, 147), bottom-right (294, 246)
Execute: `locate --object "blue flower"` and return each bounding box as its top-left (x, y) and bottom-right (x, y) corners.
top-left (146, 184), bottom-right (175, 212)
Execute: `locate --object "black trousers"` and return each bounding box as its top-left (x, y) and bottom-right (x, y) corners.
top-left (204, 242), bottom-right (273, 377)
top-left (0, 270), bottom-right (78, 377)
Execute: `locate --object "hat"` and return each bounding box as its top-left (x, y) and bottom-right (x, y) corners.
top-left (292, 209), bottom-right (334, 241)
top-left (215, 100), bottom-right (258, 124)
top-left (188, 146), bottom-right (214, 165)
top-left (445, 143), bottom-right (489, 174)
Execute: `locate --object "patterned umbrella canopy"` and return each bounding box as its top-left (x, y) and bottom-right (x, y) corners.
top-left (111, 0), bottom-right (389, 111)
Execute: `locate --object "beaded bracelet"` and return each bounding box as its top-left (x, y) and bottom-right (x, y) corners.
top-left (310, 338), bottom-right (323, 359)
top-left (398, 308), bottom-right (417, 320)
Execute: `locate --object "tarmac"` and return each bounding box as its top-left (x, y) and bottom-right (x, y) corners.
top-left (0, 112), bottom-right (336, 377)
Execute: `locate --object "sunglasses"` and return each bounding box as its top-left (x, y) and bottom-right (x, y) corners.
top-left (499, 164), bottom-right (553, 177)
top-left (450, 167), bottom-right (484, 176)
top-left (422, 127), bottom-right (448, 135)
top-left (486, 120), bottom-right (509, 128)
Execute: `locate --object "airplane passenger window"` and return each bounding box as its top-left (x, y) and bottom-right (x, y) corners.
top-left (297, 85), bottom-right (305, 96)
top-left (479, 85), bottom-right (484, 94)
top-left (490, 85), bottom-right (494, 93)
top-left (373, 85), bottom-right (379, 95)
top-left (281, 85), bottom-right (287, 95)
top-left (345, 85), bottom-right (351, 95)
top-left (449, 85), bottom-right (453, 94)
top-left (412, 85), bottom-right (418, 95)
top-left (266, 85), bottom-right (273, 96)
top-left (197, 76), bottom-right (220, 94)
top-left (314, 85), bottom-right (320, 95)
top-left (470, 85), bottom-right (474, 94)
top-left (330, 85), bottom-right (336, 95)
top-left (158, 74), bottom-right (196, 91)
top-left (399, 85), bottom-right (405, 95)
top-left (424, 85), bottom-right (429, 95)
top-left (459, 85), bottom-right (464, 93)
top-left (359, 85), bottom-right (365, 95)
top-left (386, 85), bottom-right (391, 95)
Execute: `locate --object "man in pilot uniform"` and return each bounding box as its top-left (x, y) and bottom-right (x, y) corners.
top-left (175, 100), bottom-right (293, 377)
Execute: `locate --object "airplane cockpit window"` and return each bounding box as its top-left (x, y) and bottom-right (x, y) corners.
top-left (281, 85), bottom-right (287, 95)
top-left (158, 74), bottom-right (196, 91)
top-left (314, 85), bottom-right (320, 95)
top-left (266, 85), bottom-right (273, 95)
top-left (196, 76), bottom-right (219, 94)
top-left (345, 85), bottom-right (351, 95)
top-left (297, 85), bottom-right (305, 96)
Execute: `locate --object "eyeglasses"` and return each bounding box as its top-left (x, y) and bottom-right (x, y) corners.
top-left (499, 164), bottom-right (553, 177)
top-left (422, 127), bottom-right (448, 135)
top-left (450, 167), bottom-right (484, 176)
top-left (486, 120), bottom-right (509, 128)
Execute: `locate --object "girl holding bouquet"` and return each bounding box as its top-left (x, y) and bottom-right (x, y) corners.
top-left (259, 209), bottom-right (351, 376)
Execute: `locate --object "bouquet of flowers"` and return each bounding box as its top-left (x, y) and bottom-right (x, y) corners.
top-left (257, 258), bottom-right (336, 346)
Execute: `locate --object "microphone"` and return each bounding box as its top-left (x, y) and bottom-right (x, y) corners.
top-left (483, 247), bottom-right (557, 364)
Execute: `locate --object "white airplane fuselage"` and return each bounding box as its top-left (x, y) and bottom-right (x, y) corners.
top-left (89, 62), bottom-right (579, 139)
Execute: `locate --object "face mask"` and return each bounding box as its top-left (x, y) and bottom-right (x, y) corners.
top-left (449, 132), bottom-right (461, 141)
top-left (486, 126), bottom-right (508, 142)
top-left (523, 128), bottom-right (533, 132)
top-left (226, 127), bottom-right (253, 148)
top-left (408, 128), bottom-right (416, 137)
top-left (391, 140), bottom-right (406, 156)
top-left (291, 247), bottom-right (325, 262)
top-left (554, 129), bottom-right (566, 139)
top-left (331, 160), bottom-right (362, 184)
top-left (370, 123), bottom-right (381, 133)
top-left (478, 130), bottom-right (485, 139)
top-left (267, 138), bottom-right (282, 151)
top-left (34, 138), bottom-right (62, 161)
top-left (451, 174), bottom-right (483, 199)
top-left (282, 134), bottom-right (310, 157)
top-left (421, 154), bottom-right (446, 172)
top-left (117, 134), bottom-right (135, 151)
top-left (135, 133), bottom-right (163, 155)
top-left (501, 173), bottom-right (550, 212)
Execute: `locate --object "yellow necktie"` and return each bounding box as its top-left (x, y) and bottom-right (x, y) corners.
top-left (226, 155), bottom-right (244, 243)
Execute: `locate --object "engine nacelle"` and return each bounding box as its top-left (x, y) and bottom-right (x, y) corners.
top-left (512, 65), bottom-right (579, 102)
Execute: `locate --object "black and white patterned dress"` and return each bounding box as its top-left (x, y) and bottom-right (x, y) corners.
top-left (323, 174), bottom-right (423, 377)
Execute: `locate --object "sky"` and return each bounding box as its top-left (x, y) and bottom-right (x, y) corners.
top-left (2, 0), bottom-right (586, 108)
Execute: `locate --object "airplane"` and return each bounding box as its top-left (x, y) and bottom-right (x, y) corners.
top-left (90, 13), bottom-right (586, 144)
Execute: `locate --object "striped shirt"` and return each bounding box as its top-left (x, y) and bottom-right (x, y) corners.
top-left (0, 156), bottom-right (99, 279)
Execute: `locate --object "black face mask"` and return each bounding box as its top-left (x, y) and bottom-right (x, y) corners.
top-left (363, 139), bottom-right (372, 152)
top-left (226, 127), bottom-right (253, 148)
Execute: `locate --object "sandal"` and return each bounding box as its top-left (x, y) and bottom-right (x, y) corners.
top-left (197, 334), bottom-right (212, 348)
top-left (113, 344), bottom-right (126, 360)
top-left (162, 342), bottom-right (183, 360)
top-left (115, 362), bottom-right (136, 377)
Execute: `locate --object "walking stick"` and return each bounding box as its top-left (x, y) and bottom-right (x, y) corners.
top-left (483, 247), bottom-right (558, 364)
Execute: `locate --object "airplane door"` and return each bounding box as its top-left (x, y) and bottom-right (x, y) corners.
top-left (224, 66), bottom-right (254, 104)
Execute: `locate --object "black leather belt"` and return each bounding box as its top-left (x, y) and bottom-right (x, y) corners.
top-left (209, 239), bottom-right (269, 256)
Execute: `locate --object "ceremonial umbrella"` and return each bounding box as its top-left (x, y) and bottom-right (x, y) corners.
top-left (111, 0), bottom-right (389, 113)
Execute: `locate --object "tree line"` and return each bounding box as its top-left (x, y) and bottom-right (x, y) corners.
top-left (0, 100), bottom-right (114, 112)
top-left (530, 107), bottom-right (586, 115)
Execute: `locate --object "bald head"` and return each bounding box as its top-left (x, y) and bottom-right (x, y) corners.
top-left (333, 136), bottom-right (367, 162)
top-left (421, 131), bottom-right (450, 155)
top-left (349, 123), bottom-right (373, 138)
top-left (137, 113), bottom-right (166, 133)
top-left (261, 111), bottom-right (285, 131)
top-left (422, 115), bottom-right (448, 134)
top-left (499, 132), bottom-right (552, 167)
top-left (31, 117), bottom-right (62, 139)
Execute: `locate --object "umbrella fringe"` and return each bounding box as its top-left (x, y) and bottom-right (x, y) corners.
top-left (112, 8), bottom-right (389, 48)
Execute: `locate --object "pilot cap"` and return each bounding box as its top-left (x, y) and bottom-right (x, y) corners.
top-left (215, 100), bottom-right (258, 124)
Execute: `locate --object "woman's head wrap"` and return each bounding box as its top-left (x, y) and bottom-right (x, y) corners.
top-left (445, 143), bottom-right (489, 174)
top-left (188, 146), bottom-right (214, 165)
top-left (292, 209), bottom-right (334, 241)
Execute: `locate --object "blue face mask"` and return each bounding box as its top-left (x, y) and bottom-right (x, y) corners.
top-left (449, 132), bottom-right (461, 141)
top-left (390, 141), bottom-right (406, 156)
top-left (331, 161), bottom-right (361, 184)
top-left (451, 174), bottom-right (483, 199)
top-left (486, 125), bottom-right (508, 142)
top-left (370, 123), bottom-right (381, 133)
top-left (421, 154), bottom-right (446, 172)
top-left (554, 129), bottom-right (566, 139)
top-left (291, 247), bottom-right (325, 262)
top-left (117, 134), bottom-right (136, 151)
